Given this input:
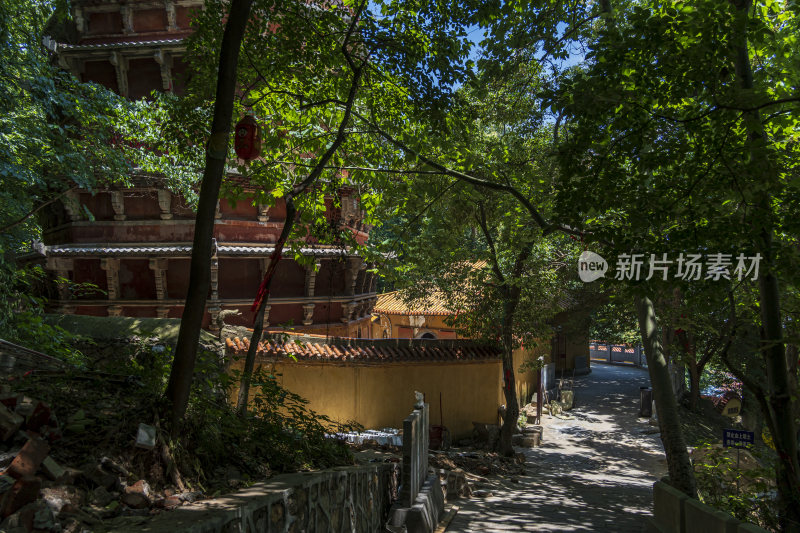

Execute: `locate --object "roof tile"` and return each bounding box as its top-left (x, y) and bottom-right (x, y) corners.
top-left (224, 332), bottom-right (500, 364)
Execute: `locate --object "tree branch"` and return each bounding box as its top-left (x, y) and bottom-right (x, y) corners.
top-left (0, 186), bottom-right (79, 235)
top-left (476, 202), bottom-right (506, 287)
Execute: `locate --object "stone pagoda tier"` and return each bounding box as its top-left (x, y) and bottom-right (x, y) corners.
top-left (41, 0), bottom-right (377, 336)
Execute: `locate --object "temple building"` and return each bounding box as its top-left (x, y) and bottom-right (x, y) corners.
top-left (39, 0), bottom-right (377, 337)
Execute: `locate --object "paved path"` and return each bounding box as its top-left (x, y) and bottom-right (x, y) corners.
top-left (447, 363), bottom-right (668, 532)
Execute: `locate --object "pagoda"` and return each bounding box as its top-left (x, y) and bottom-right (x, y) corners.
top-left (40, 0), bottom-right (377, 336)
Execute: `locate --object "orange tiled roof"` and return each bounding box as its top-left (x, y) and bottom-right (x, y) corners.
top-left (224, 333), bottom-right (500, 363)
top-left (372, 291), bottom-right (456, 316)
top-left (373, 262), bottom-right (489, 316)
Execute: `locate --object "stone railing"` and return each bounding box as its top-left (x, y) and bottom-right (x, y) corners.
top-left (644, 480), bottom-right (771, 533)
top-left (590, 342), bottom-right (646, 367)
top-left (139, 462), bottom-right (398, 533)
top-left (388, 400), bottom-right (444, 533)
top-left (400, 401), bottom-right (429, 507)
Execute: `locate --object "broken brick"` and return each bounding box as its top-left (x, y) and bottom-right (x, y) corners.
top-left (0, 476), bottom-right (42, 518)
top-left (120, 479), bottom-right (151, 509)
top-left (121, 479), bottom-right (151, 509)
top-left (4, 437), bottom-right (49, 480)
top-left (121, 491), bottom-right (149, 509)
top-left (0, 406), bottom-right (23, 442)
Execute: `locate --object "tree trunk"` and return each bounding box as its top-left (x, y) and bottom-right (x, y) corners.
top-left (758, 269), bottom-right (800, 531)
top-left (497, 300), bottom-right (519, 457)
top-left (687, 361), bottom-right (700, 411)
top-left (635, 294), bottom-right (697, 498)
top-left (164, 0), bottom-right (254, 431)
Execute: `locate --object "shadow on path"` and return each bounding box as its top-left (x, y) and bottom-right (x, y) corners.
top-left (447, 364), bottom-right (667, 532)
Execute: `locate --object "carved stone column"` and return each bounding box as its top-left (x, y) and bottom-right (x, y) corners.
top-left (100, 258), bottom-right (121, 300)
top-left (62, 190), bottom-right (82, 221)
top-left (154, 50), bottom-right (173, 91)
top-left (358, 263), bottom-right (372, 295)
top-left (107, 305), bottom-right (123, 317)
top-left (46, 257), bottom-right (74, 301)
top-left (165, 0), bottom-right (178, 31)
top-left (156, 307), bottom-right (170, 319)
top-left (57, 56), bottom-right (84, 79)
top-left (210, 255), bottom-right (219, 301)
top-left (208, 305), bottom-right (221, 333)
top-left (305, 259), bottom-right (322, 297)
top-left (149, 258), bottom-right (168, 300)
top-left (341, 302), bottom-right (355, 324)
top-left (109, 52), bottom-right (128, 97)
top-left (303, 304), bottom-right (315, 326)
top-left (257, 204), bottom-right (270, 222)
top-left (120, 5), bottom-right (134, 33)
top-left (157, 190), bottom-right (173, 219)
top-left (369, 273), bottom-right (378, 293)
top-left (215, 200), bottom-right (223, 219)
top-left (345, 257), bottom-right (363, 296)
top-left (110, 191), bottom-right (125, 221)
top-left (72, 6), bottom-right (86, 34)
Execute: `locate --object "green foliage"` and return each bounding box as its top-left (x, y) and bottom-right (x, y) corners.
top-left (0, 262), bottom-right (85, 363)
top-left (693, 442), bottom-right (779, 530)
top-left (181, 359), bottom-right (356, 480)
top-left (6, 331), bottom-right (354, 488)
top-left (588, 295), bottom-right (640, 345)
top-left (369, 65), bottom-right (591, 349)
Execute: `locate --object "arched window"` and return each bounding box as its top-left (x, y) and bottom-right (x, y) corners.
top-left (420, 332), bottom-right (437, 340)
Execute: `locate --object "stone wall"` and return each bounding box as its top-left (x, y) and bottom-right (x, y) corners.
top-left (139, 463), bottom-right (398, 533)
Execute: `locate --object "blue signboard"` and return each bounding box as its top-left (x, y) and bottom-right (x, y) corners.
top-left (723, 429), bottom-right (754, 448)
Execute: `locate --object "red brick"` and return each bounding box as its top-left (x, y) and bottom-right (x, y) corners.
top-left (5, 437), bottom-right (49, 479)
top-left (1, 476), bottom-right (41, 518)
top-left (122, 479), bottom-right (151, 509)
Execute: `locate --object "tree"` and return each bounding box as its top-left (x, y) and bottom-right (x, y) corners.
top-left (166, 0), bottom-right (254, 429)
top-left (370, 70), bottom-right (586, 454)
top-left (376, 183), bottom-right (579, 455)
top-left (164, 0), bottom-right (479, 421)
top-left (672, 286), bottom-right (735, 410)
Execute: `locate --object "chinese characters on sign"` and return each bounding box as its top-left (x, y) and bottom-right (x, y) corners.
top-left (722, 429), bottom-right (755, 449)
top-left (577, 251), bottom-right (761, 282)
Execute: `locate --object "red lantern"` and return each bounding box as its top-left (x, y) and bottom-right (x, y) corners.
top-left (234, 115), bottom-right (261, 160)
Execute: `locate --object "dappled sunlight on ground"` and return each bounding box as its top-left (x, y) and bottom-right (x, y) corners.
top-left (447, 364), bottom-right (667, 532)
